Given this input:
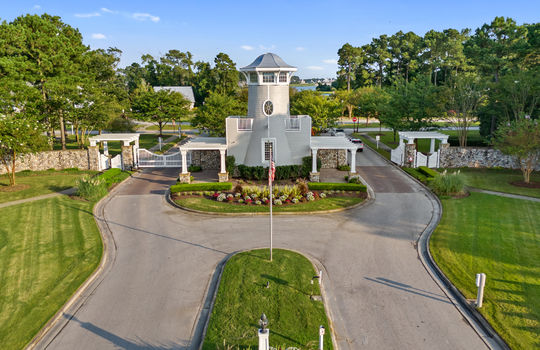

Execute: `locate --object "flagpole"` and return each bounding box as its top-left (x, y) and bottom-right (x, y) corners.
top-left (268, 113), bottom-right (273, 262)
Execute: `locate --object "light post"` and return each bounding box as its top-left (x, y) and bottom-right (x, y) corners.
top-left (258, 313), bottom-right (269, 350)
top-left (319, 325), bottom-right (325, 350)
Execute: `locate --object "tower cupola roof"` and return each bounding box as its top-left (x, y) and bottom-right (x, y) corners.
top-left (240, 53), bottom-right (297, 71)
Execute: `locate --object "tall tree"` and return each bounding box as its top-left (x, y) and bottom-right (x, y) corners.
top-left (213, 53), bottom-right (238, 95)
top-left (337, 43), bottom-right (362, 90)
top-left (368, 35), bottom-right (391, 87)
top-left (191, 92), bottom-right (246, 136)
top-left (290, 90), bottom-right (342, 130)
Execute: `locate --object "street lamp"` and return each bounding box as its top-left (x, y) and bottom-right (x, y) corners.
top-left (259, 313), bottom-right (268, 333)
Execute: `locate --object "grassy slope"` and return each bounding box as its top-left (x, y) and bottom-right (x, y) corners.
top-left (175, 196), bottom-right (363, 213)
top-left (430, 192), bottom-right (540, 350)
top-left (203, 249), bottom-right (332, 350)
top-left (0, 170), bottom-right (97, 203)
top-left (0, 196), bottom-right (102, 349)
top-left (459, 168), bottom-right (540, 198)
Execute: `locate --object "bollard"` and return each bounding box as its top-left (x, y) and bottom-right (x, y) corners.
top-left (319, 325), bottom-right (325, 350)
top-left (258, 328), bottom-right (269, 350)
top-left (158, 137), bottom-right (162, 151)
top-left (476, 273), bottom-right (486, 308)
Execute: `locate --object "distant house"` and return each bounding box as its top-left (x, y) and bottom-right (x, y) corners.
top-left (153, 86), bottom-right (195, 109)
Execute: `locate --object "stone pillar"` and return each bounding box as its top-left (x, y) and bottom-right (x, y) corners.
top-left (181, 150), bottom-right (188, 174)
top-left (219, 149), bottom-right (226, 173)
top-left (121, 141), bottom-right (134, 170)
top-left (178, 172), bottom-right (191, 184)
top-left (429, 138), bottom-right (435, 153)
top-left (404, 142), bottom-right (416, 168)
top-left (349, 148), bottom-right (356, 173)
top-left (87, 145), bottom-right (101, 171)
top-left (439, 142), bottom-right (450, 168)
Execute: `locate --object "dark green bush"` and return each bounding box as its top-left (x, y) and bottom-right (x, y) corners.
top-left (301, 156), bottom-right (321, 177)
top-left (76, 176), bottom-right (108, 201)
top-left (170, 182), bottom-right (233, 193)
top-left (337, 165), bottom-right (350, 171)
top-left (430, 170), bottom-right (465, 195)
top-left (418, 166), bottom-right (439, 178)
top-left (308, 182), bottom-right (367, 191)
top-left (402, 167), bottom-right (428, 183)
top-left (226, 155), bottom-right (235, 175)
top-left (188, 165), bottom-right (202, 172)
top-left (98, 168), bottom-right (130, 188)
top-left (348, 177), bottom-right (362, 184)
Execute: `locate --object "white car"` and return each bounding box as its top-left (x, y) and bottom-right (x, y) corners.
top-left (348, 136), bottom-right (364, 152)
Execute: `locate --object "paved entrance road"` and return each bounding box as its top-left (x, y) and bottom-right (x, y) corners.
top-left (43, 148), bottom-right (488, 350)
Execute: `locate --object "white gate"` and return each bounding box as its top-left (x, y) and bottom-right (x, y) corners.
top-left (111, 154), bottom-right (123, 169)
top-left (415, 152), bottom-right (428, 167)
top-left (137, 148), bottom-right (188, 168)
top-left (99, 154), bottom-right (109, 171)
top-left (391, 143), bottom-right (405, 166)
top-left (426, 151), bottom-right (439, 168)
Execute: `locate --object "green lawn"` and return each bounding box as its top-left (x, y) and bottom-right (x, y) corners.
top-left (203, 249), bottom-right (333, 350)
top-left (174, 196), bottom-right (364, 213)
top-left (430, 192), bottom-right (540, 350)
top-left (0, 169), bottom-right (97, 203)
top-left (368, 130), bottom-right (486, 153)
top-left (0, 196), bottom-right (102, 349)
top-left (354, 133), bottom-right (390, 159)
top-left (144, 124), bottom-right (195, 131)
top-left (459, 168), bottom-right (540, 198)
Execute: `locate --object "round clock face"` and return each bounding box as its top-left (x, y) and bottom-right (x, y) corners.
top-left (263, 100), bottom-right (274, 116)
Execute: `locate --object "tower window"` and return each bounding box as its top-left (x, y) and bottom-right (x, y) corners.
top-left (262, 72), bottom-right (275, 83)
top-left (250, 72), bottom-right (258, 83)
top-left (279, 72), bottom-right (287, 83)
top-left (263, 139), bottom-right (275, 162)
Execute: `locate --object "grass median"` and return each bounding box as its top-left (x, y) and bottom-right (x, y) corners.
top-left (430, 192), bottom-right (540, 350)
top-left (203, 249), bottom-right (333, 350)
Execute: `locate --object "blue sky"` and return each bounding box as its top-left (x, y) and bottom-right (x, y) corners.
top-left (2, 1), bottom-right (539, 78)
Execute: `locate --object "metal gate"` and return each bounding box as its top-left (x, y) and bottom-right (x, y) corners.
top-left (111, 154), bottom-right (123, 169)
top-left (137, 148), bottom-right (188, 168)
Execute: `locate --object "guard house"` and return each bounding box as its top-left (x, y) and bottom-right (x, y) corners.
top-left (179, 53), bottom-right (359, 182)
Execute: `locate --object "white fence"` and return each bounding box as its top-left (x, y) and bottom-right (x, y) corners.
top-left (99, 154), bottom-right (109, 171)
top-left (111, 154), bottom-right (122, 169)
top-left (285, 117), bottom-right (300, 130)
top-left (390, 144), bottom-right (439, 168)
top-left (137, 148), bottom-right (188, 168)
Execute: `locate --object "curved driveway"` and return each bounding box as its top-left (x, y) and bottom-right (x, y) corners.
top-left (42, 148), bottom-right (487, 350)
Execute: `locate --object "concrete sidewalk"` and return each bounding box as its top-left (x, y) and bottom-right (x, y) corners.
top-left (0, 187), bottom-right (76, 209)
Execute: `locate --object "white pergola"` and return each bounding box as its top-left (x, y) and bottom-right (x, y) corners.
top-left (179, 137), bottom-right (228, 174)
top-left (88, 133), bottom-right (140, 155)
top-left (398, 131), bottom-right (449, 153)
top-left (310, 136), bottom-right (359, 173)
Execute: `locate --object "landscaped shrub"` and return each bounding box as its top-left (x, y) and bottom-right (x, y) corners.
top-left (226, 155), bottom-right (235, 175)
top-left (98, 168), bottom-right (130, 188)
top-left (188, 165), bottom-right (202, 172)
top-left (170, 182), bottom-right (233, 193)
top-left (403, 168), bottom-right (428, 183)
top-left (337, 165), bottom-right (350, 171)
top-left (430, 170), bottom-right (465, 195)
top-left (76, 176), bottom-right (108, 201)
top-left (418, 166), bottom-right (439, 178)
top-left (308, 182), bottom-right (367, 191)
top-left (301, 156), bottom-right (321, 177)
top-left (348, 177), bottom-right (362, 184)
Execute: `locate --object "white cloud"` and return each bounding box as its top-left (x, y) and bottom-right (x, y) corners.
top-left (259, 44), bottom-right (276, 51)
top-left (296, 47), bottom-right (305, 51)
top-left (241, 45), bottom-right (254, 51)
top-left (306, 66), bottom-right (324, 71)
top-left (323, 59), bottom-right (338, 64)
top-left (101, 7), bottom-right (116, 13)
top-left (75, 12), bottom-right (101, 18)
top-left (33, 5), bottom-right (41, 10)
top-left (91, 33), bottom-right (107, 40)
top-left (132, 13), bottom-right (160, 22)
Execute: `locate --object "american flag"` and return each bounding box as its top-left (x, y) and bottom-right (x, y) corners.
top-left (269, 160), bottom-right (275, 182)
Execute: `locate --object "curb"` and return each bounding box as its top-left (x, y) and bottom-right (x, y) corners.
top-left (189, 248), bottom-right (338, 350)
top-left (25, 174), bottom-right (136, 350)
top-left (363, 142), bottom-right (509, 350)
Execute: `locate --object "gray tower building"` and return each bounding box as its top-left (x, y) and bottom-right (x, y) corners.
top-left (226, 53), bottom-right (312, 166)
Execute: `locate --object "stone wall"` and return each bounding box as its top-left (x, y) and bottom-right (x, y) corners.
top-left (439, 147), bottom-right (540, 170)
top-left (319, 149), bottom-right (347, 168)
top-left (190, 150), bottom-right (220, 169)
top-left (0, 149), bottom-right (97, 175)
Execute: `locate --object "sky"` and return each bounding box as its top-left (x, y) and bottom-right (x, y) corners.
top-left (1, 0), bottom-right (539, 78)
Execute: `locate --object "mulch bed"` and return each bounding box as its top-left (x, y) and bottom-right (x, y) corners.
top-left (510, 181), bottom-right (540, 189)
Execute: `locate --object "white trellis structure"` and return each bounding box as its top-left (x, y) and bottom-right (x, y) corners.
top-left (179, 137), bottom-right (228, 174)
top-left (89, 133), bottom-right (140, 171)
top-left (390, 131), bottom-right (449, 168)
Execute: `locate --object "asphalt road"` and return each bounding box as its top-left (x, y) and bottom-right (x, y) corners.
top-left (42, 148), bottom-right (488, 350)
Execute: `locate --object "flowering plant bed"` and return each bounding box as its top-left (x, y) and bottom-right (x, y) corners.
top-left (170, 183), bottom-right (367, 213)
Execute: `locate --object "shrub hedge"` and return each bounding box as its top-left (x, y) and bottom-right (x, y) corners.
top-left (402, 168), bottom-right (428, 183)
top-left (98, 168), bottom-right (130, 188)
top-left (308, 182), bottom-right (367, 191)
top-left (188, 165), bottom-right (202, 172)
top-left (170, 182), bottom-right (233, 193)
top-left (418, 166), bottom-right (439, 178)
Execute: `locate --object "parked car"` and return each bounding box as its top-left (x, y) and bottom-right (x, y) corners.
top-left (348, 136), bottom-right (364, 152)
top-left (335, 131), bottom-right (346, 137)
top-left (329, 127), bottom-right (345, 136)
